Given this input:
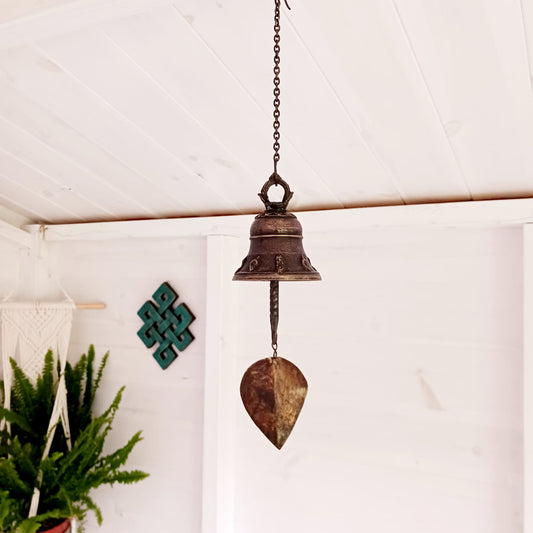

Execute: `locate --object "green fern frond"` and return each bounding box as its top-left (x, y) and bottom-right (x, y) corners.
top-left (9, 359), bottom-right (37, 420)
top-left (35, 351), bottom-right (54, 401)
top-left (2, 346), bottom-right (148, 531)
top-left (79, 495), bottom-right (102, 526)
top-left (0, 455), bottom-right (32, 496)
top-left (105, 469), bottom-right (149, 485)
top-left (0, 408), bottom-right (33, 435)
top-left (65, 354), bottom-right (86, 442)
top-left (96, 431), bottom-right (143, 471)
top-left (92, 350), bottom-right (108, 405)
top-left (83, 346), bottom-right (95, 413)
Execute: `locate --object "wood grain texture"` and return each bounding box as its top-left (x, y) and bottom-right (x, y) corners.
top-left (236, 223), bottom-right (522, 533)
top-left (104, 5), bottom-right (346, 211)
top-left (521, 0), bottom-right (533, 95)
top-left (38, 29), bottom-right (261, 210)
top-left (0, 45), bottom-right (237, 219)
top-left (523, 224), bottom-right (533, 533)
top-left (171, 0), bottom-right (402, 208)
top-left (394, 0), bottom-right (533, 198)
top-left (0, 205), bottom-right (525, 532)
top-left (45, 235), bottom-right (208, 532)
top-left (202, 235), bottom-right (240, 533)
top-left (287, 0), bottom-right (472, 203)
top-left (0, 1), bottom-right (532, 224)
top-left (0, 0), bottom-right (75, 24)
top-left (0, 80), bottom-right (198, 219)
top-left (0, 0), bottom-right (171, 49)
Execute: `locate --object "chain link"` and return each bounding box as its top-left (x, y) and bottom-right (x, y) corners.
top-left (272, 0), bottom-right (282, 174)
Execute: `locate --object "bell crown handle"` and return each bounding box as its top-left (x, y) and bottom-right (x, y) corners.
top-left (258, 173), bottom-right (294, 213)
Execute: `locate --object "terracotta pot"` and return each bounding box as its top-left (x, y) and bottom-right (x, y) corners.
top-left (40, 519), bottom-right (70, 533)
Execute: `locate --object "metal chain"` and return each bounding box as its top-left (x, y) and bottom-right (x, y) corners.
top-left (272, 0), bottom-right (291, 175)
top-left (270, 1), bottom-right (290, 358)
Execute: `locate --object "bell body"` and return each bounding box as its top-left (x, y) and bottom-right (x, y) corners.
top-left (233, 210), bottom-right (321, 281)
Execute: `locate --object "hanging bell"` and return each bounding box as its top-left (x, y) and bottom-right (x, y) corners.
top-left (233, 174), bottom-right (321, 282)
top-left (234, 1), bottom-right (319, 449)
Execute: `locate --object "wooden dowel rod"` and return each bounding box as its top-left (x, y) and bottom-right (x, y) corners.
top-left (75, 303), bottom-right (106, 310)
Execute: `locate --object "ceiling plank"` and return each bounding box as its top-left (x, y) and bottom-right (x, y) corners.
top-left (0, 219), bottom-right (31, 248)
top-left (169, 1), bottom-right (405, 208)
top-left (37, 30), bottom-right (271, 210)
top-left (274, 0), bottom-right (473, 203)
top-left (0, 167), bottom-right (85, 224)
top-left (394, 0), bottom-right (533, 199)
top-left (0, 80), bottom-right (197, 219)
top-left (0, 203), bottom-right (32, 228)
top-left (389, 0), bottom-right (472, 200)
top-left (0, 146), bottom-right (107, 221)
top-left (0, 45), bottom-right (240, 219)
top-left (0, 0), bottom-right (76, 24)
top-left (102, 6), bottom-right (351, 211)
top-left (0, 0), bottom-right (171, 50)
top-left (520, 0), bottom-right (533, 95)
top-left (0, 0), bottom-right (530, 223)
top-left (0, 115), bottom-right (156, 220)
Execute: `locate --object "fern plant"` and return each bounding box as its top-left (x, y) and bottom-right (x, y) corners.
top-left (0, 346), bottom-right (148, 533)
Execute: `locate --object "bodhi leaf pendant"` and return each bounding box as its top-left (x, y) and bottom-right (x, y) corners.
top-left (237, 281), bottom-right (309, 449)
top-left (240, 356), bottom-right (307, 449)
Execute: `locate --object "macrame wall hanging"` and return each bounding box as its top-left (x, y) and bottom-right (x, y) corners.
top-left (0, 226), bottom-right (104, 521)
top-left (0, 301), bottom-right (75, 516)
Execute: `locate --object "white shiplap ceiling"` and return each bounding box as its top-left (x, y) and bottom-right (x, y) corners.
top-left (0, 0), bottom-right (533, 226)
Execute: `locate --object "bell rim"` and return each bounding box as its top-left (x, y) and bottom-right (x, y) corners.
top-left (232, 272), bottom-right (322, 281)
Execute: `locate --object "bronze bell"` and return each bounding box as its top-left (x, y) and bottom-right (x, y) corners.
top-left (233, 174), bottom-right (321, 282)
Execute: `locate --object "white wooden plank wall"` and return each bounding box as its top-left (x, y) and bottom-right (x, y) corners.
top-left (234, 225), bottom-right (523, 533)
top-left (0, 0), bottom-right (74, 24)
top-left (393, 0), bottom-right (533, 198)
top-left (522, 0), bottom-right (533, 96)
top-left (36, 28), bottom-right (262, 205)
top-left (181, 0), bottom-right (468, 204)
top-left (202, 235), bottom-right (240, 533)
top-left (0, 46), bottom-right (234, 220)
top-left (0, 82), bottom-right (207, 220)
top-left (45, 236), bottom-right (208, 533)
top-left (168, 0), bottom-right (398, 208)
top-left (0, 240), bottom-right (25, 295)
top-left (0, 0), bottom-right (172, 48)
top-left (0, 206), bottom-right (527, 532)
top-left (524, 224), bottom-right (533, 533)
top-left (103, 6), bottom-right (345, 210)
top-left (1, 1), bottom-right (532, 223)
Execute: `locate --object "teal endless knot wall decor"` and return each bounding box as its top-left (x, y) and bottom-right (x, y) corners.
top-left (137, 282), bottom-right (195, 370)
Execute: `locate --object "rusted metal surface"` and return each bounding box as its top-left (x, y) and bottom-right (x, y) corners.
top-left (232, 1), bottom-right (320, 282)
top-left (270, 280), bottom-right (279, 356)
top-left (240, 357), bottom-right (308, 449)
top-left (232, 175), bottom-right (321, 282)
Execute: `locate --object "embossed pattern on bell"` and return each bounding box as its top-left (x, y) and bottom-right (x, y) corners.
top-left (248, 256), bottom-right (261, 272)
top-left (233, 200), bottom-right (321, 281)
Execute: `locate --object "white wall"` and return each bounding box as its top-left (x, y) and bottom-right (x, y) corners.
top-left (48, 235), bottom-right (208, 533)
top-left (0, 240), bottom-right (22, 293)
top-left (234, 225), bottom-right (523, 533)
top-left (0, 204), bottom-right (527, 533)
